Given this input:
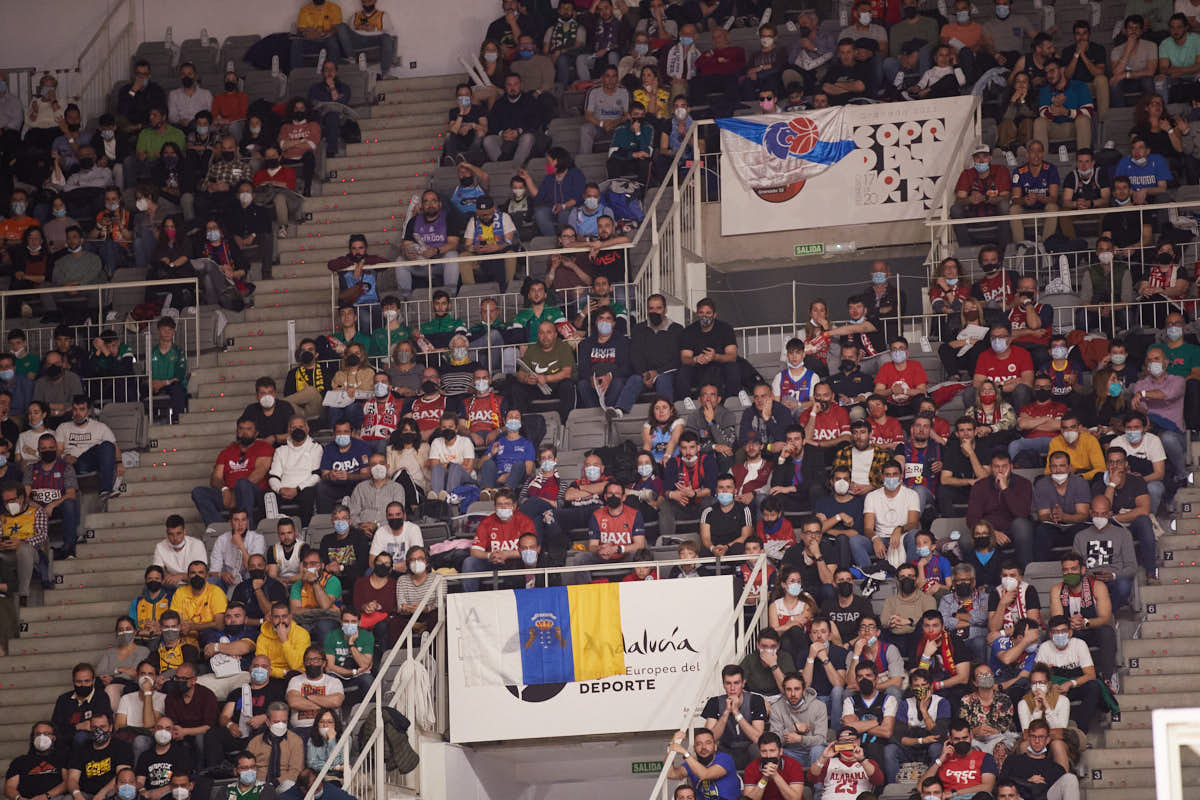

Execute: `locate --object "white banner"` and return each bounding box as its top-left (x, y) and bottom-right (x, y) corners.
top-left (447, 575), bottom-right (735, 743)
top-left (718, 96), bottom-right (977, 235)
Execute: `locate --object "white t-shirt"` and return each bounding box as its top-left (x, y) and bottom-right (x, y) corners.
top-left (368, 521), bottom-right (425, 560)
top-left (1034, 638), bottom-right (1094, 673)
top-left (863, 486), bottom-right (920, 539)
top-left (54, 417), bottom-right (117, 459)
top-left (1177, 0), bottom-right (1200, 20)
top-left (116, 690), bottom-right (166, 728)
top-left (152, 536), bottom-right (209, 575)
top-left (429, 435), bottom-right (475, 466)
top-left (1112, 432), bottom-right (1166, 466)
top-left (285, 673), bottom-right (345, 728)
top-left (850, 448), bottom-right (874, 485)
top-left (17, 426), bottom-right (51, 462)
top-left (208, 530), bottom-right (266, 581)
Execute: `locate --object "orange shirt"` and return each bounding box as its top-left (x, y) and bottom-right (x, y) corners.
top-left (0, 216), bottom-right (38, 243)
top-left (212, 91), bottom-right (249, 122)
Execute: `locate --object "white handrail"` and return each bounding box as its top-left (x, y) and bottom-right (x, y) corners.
top-left (73, 0), bottom-right (137, 122)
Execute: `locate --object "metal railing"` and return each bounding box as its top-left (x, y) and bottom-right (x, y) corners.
top-left (301, 552), bottom-right (768, 800)
top-left (74, 0), bottom-right (137, 122)
top-left (0, 277), bottom-right (201, 420)
top-left (0, 68), bottom-right (37, 111)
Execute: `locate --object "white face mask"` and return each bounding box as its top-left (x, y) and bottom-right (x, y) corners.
top-left (33, 734), bottom-right (52, 752)
top-left (1098, 251), bottom-right (1114, 264)
top-left (1092, 516), bottom-right (1109, 529)
top-left (6, 502), bottom-right (20, 515)
top-left (858, 12), bottom-right (871, 24)
top-left (260, 394), bottom-right (275, 409)
top-left (154, 729), bottom-right (173, 745)
top-left (370, 464), bottom-right (388, 481)
top-left (674, 106), bottom-right (688, 120)
top-left (1062, 430), bottom-right (1079, 444)
top-left (833, 479), bottom-right (850, 495)
top-left (1001, 576), bottom-right (1019, 592)
top-left (1050, 472), bottom-right (1068, 484)
top-left (135, 198), bottom-right (149, 212)
top-left (239, 192), bottom-right (252, 207)
top-left (269, 722), bottom-right (288, 737)
top-left (409, 560), bottom-right (427, 574)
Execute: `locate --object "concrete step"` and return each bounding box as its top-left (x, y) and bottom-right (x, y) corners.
top-left (278, 229), bottom-right (398, 255)
top-left (312, 174), bottom-right (430, 197)
top-left (345, 136), bottom-right (442, 158)
top-left (375, 75), bottom-right (464, 94)
top-left (217, 333), bottom-right (293, 354)
top-left (7, 630), bottom-right (121, 655)
top-left (1139, 583), bottom-right (1200, 605)
top-left (1120, 672), bottom-right (1200, 693)
top-left (1079, 788), bottom-right (1157, 800)
top-left (84, 521), bottom-right (197, 544)
top-left (245, 302), bottom-right (334, 323)
top-left (289, 218), bottom-right (406, 242)
top-left (197, 347), bottom-right (290, 369)
top-left (372, 85), bottom-right (448, 105)
top-left (125, 460), bottom-right (212, 482)
top-left (1084, 766), bottom-right (1200, 790)
top-left (280, 243), bottom-right (400, 266)
top-left (193, 363), bottom-right (297, 386)
top-left (1141, 601), bottom-right (1200, 621)
top-left (70, 538), bottom-right (171, 560)
top-left (1138, 618), bottom-right (1200, 639)
top-left (0, 664), bottom-right (74, 689)
top-left (1081, 746), bottom-right (1199, 770)
top-left (327, 161), bottom-right (438, 182)
top-left (3, 702), bottom-right (66, 726)
top-left (1123, 653), bottom-right (1200, 676)
top-left (1103, 727), bottom-right (1153, 748)
top-left (303, 192), bottom-right (414, 213)
top-left (0, 685), bottom-right (67, 709)
top-left (22, 613), bottom-right (125, 638)
top-left (1105, 691), bottom-right (1198, 711)
top-left (1156, 564), bottom-right (1200, 584)
top-left (82, 508), bottom-right (199, 528)
top-left (20, 598), bottom-right (130, 622)
top-left (1158, 533), bottom-right (1200, 553)
top-left (253, 274), bottom-right (332, 293)
top-left (368, 98), bottom-right (448, 116)
top-left (358, 112), bottom-right (445, 132)
top-left (328, 151), bottom-right (441, 172)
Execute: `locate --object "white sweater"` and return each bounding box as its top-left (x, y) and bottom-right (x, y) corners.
top-left (152, 536), bottom-right (209, 574)
top-left (268, 439), bottom-right (323, 491)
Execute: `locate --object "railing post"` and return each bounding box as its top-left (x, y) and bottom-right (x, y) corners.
top-left (144, 327), bottom-right (154, 424)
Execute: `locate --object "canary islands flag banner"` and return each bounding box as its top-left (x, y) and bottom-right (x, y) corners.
top-left (448, 575), bottom-right (734, 742)
top-left (716, 96), bottom-right (977, 235)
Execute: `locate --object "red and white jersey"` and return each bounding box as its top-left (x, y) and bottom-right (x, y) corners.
top-left (976, 271), bottom-right (1014, 307)
top-left (588, 505), bottom-right (644, 547)
top-left (361, 396), bottom-right (401, 440)
top-left (798, 404), bottom-right (851, 444)
top-left (464, 393), bottom-right (503, 433)
top-left (1144, 264), bottom-right (1178, 291)
top-left (810, 757), bottom-right (883, 800)
top-left (407, 395), bottom-right (448, 433)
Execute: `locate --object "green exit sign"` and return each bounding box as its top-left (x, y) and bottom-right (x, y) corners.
top-left (794, 243), bottom-right (824, 257)
top-left (632, 760), bottom-right (664, 775)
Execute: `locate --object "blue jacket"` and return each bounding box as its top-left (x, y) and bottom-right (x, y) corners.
top-left (536, 168), bottom-right (586, 209)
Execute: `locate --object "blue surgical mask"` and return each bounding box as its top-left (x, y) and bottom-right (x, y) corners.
top-left (250, 667), bottom-right (269, 684)
top-left (1027, 745), bottom-right (1047, 756)
top-left (956, 10), bottom-right (969, 22)
top-left (206, 230), bottom-right (221, 242)
top-left (333, 519), bottom-right (350, 534)
top-left (637, 463), bottom-right (654, 477)
top-left (583, 196), bottom-right (600, 211)
top-left (946, 277), bottom-right (958, 286)
top-left (995, 4), bottom-right (1011, 18)
top-left (1107, 382), bottom-right (1122, 397)
top-left (10, 202), bottom-right (25, 215)
top-left (991, 337), bottom-right (1008, 353)
top-left (1052, 632), bottom-right (1070, 648)
top-left (916, 546), bottom-right (931, 558)
top-left (520, 548), bottom-right (538, 565)
top-left (584, 465), bottom-right (602, 481)
top-left (335, 434), bottom-right (351, 447)
top-left (0, 370), bottom-right (12, 382)
top-left (883, 476), bottom-right (901, 491)
top-left (716, 491), bottom-right (734, 505)
top-left (1050, 346), bottom-right (1067, 360)
top-left (635, 43), bottom-right (649, 55)
top-left (505, 419), bottom-right (522, 432)
top-left (239, 770), bottom-right (258, 787)
top-left (52, 208), bottom-right (66, 218)
top-left (1166, 325), bottom-right (1184, 341)
top-left (1126, 430), bottom-right (1143, 444)
top-left (871, 271), bottom-right (887, 284)
top-left (118, 785), bottom-right (137, 800)
top-left (680, 36), bottom-right (694, 46)
top-left (786, 582), bottom-right (803, 597)
top-left (891, 350), bottom-right (907, 364)
top-left (974, 162), bottom-right (989, 173)
top-left (596, 320), bottom-right (613, 336)
top-left (341, 622), bottom-right (358, 636)
top-left (518, 49), bottom-right (534, 59)
top-left (541, 459), bottom-right (556, 472)
top-left (1132, 156), bottom-right (1147, 166)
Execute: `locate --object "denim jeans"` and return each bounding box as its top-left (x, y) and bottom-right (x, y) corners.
top-left (192, 478), bottom-right (264, 526)
top-left (534, 204), bottom-right (571, 237)
top-left (577, 374), bottom-right (643, 413)
top-left (48, 498), bottom-right (81, 555)
top-left (75, 441), bottom-right (116, 492)
top-left (327, 401), bottom-right (364, 430)
top-left (1127, 514), bottom-right (1157, 575)
top-left (478, 458), bottom-right (528, 491)
top-left (334, 25), bottom-right (397, 72)
top-left (289, 36), bottom-right (342, 71)
top-left (430, 462), bottom-right (471, 495)
top-left (1008, 435), bottom-right (1053, 464)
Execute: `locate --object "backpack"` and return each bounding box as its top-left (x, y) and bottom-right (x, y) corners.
top-left (600, 178), bottom-right (645, 224)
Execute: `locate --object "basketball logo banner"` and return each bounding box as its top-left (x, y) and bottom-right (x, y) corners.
top-left (717, 96), bottom-right (978, 235)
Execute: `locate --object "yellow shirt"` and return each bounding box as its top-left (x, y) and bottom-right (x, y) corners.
top-left (169, 583), bottom-right (228, 646)
top-left (297, 2), bottom-right (343, 33)
top-left (1043, 430), bottom-right (1106, 479)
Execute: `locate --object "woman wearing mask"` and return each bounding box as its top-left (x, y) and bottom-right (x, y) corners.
top-left (967, 377), bottom-right (1017, 455)
top-left (278, 97), bottom-right (321, 196)
top-left (444, 83), bottom-right (488, 166)
top-left (938, 298), bottom-right (990, 379)
top-left (625, 450), bottom-right (663, 531)
top-left (387, 341), bottom-right (422, 397)
top-left (960, 662), bottom-right (1019, 767)
top-left (305, 709), bottom-right (345, 780)
top-left (385, 419), bottom-right (430, 510)
top-left (656, 96), bottom-right (699, 182)
top-left (1077, 238), bottom-right (1133, 337)
top-left (963, 521), bottom-right (1003, 590)
top-left (8, 227), bottom-right (50, 317)
top-left (543, 227), bottom-right (590, 292)
top-left (395, 545), bottom-right (438, 632)
top-left (766, 566), bottom-right (819, 658)
top-left (329, 344), bottom-right (374, 429)
top-left (997, 71), bottom-right (1037, 154)
top-left (354, 552), bottom-right (399, 650)
top-left (1016, 664), bottom-right (1072, 770)
top-left (239, 113), bottom-right (275, 173)
top-left (24, 74), bottom-right (66, 150)
top-left (618, 33), bottom-right (660, 84)
top-left (799, 299), bottom-right (833, 372)
top-left (929, 257), bottom-right (971, 316)
top-left (634, 66), bottom-right (670, 129)
top-left (42, 196), bottom-right (78, 254)
top-left (642, 395), bottom-right (684, 464)
top-left (146, 215), bottom-right (198, 310)
top-left (252, 144), bottom-right (299, 239)
top-left (1080, 367), bottom-right (1127, 438)
top-left (95, 616), bottom-right (150, 711)
top-left (475, 40), bottom-right (508, 105)
top-left (502, 175), bottom-right (536, 241)
top-left (518, 444), bottom-right (568, 543)
top-left (194, 217), bottom-right (247, 310)
top-left (523, 146), bottom-right (586, 237)
top-left (153, 141), bottom-right (193, 218)
top-left (212, 70), bottom-right (249, 138)
top-left (89, 188), bottom-right (134, 276)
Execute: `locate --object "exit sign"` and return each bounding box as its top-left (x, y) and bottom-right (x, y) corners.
top-left (632, 761), bottom-right (663, 774)
top-left (794, 243), bottom-right (824, 257)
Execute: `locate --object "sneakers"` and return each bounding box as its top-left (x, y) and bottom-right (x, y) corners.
top-left (316, 48), bottom-right (327, 72)
top-left (682, 397), bottom-right (697, 412)
top-left (1106, 672), bottom-right (1121, 695)
top-left (357, 52), bottom-right (367, 73)
top-left (605, 407), bottom-right (624, 419)
top-left (1058, 144), bottom-right (1069, 163)
top-left (1005, 150), bottom-right (1017, 168)
top-left (278, 226), bottom-right (288, 239)
top-left (446, 492), bottom-right (462, 505)
top-left (271, 55), bottom-right (280, 77)
top-left (204, 526), bottom-right (218, 537)
top-left (738, 389), bottom-right (752, 408)
top-left (479, 488), bottom-right (498, 502)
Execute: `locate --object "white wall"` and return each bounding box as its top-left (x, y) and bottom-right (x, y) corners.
top-left (0, 0), bottom-right (489, 80)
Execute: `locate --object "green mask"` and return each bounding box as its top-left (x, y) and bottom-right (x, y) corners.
top-left (1062, 572), bottom-right (1082, 587)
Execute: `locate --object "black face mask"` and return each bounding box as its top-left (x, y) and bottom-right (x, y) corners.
top-left (1156, 251), bottom-right (1175, 265)
top-left (1033, 389), bottom-right (1051, 402)
top-left (421, 381), bottom-right (439, 395)
top-left (647, 311), bottom-right (664, 327)
top-left (840, 361), bottom-right (857, 373)
top-left (605, 495), bottom-right (622, 509)
top-left (39, 450), bottom-right (57, 464)
top-left (249, 569), bottom-right (267, 581)
top-left (146, 580), bottom-right (163, 594)
top-left (238, 435), bottom-right (256, 447)
top-left (952, 741), bottom-right (972, 757)
top-left (300, 350), bottom-right (315, 364)
top-left (290, 429), bottom-right (306, 443)
top-left (305, 665), bottom-right (323, 679)
top-left (345, 354), bottom-right (361, 367)
top-left (836, 581), bottom-right (854, 598)
top-left (79, 157), bottom-right (95, 169)
top-left (164, 679), bottom-right (188, 695)
top-left (387, 517), bottom-right (405, 531)
top-left (459, 176), bottom-right (474, 187)
top-left (902, 5), bottom-right (918, 17)
top-left (225, 81), bottom-right (237, 92)
top-left (221, 151), bottom-right (236, 162)
top-left (954, 582), bottom-right (973, 598)
top-left (974, 535), bottom-right (991, 551)
top-left (898, 577), bottom-right (917, 594)
top-left (75, 684), bottom-right (92, 697)
top-left (189, 575), bottom-right (207, 591)
top-left (293, 111), bottom-right (307, 122)
top-left (45, 365), bottom-right (63, 379)
top-left (373, 563), bottom-right (392, 578)
top-left (858, 678), bottom-right (875, 695)
top-left (981, 261), bottom-right (999, 273)
top-left (181, 76), bottom-right (195, 88)
top-left (265, 158), bottom-right (281, 168)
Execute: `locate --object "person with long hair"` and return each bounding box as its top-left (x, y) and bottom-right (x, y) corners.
top-left (767, 565), bottom-right (819, 658)
top-left (642, 395), bottom-right (684, 464)
top-left (305, 709), bottom-right (345, 779)
top-left (967, 378), bottom-right (1017, 456)
top-left (997, 71), bottom-right (1037, 151)
top-left (385, 419), bottom-right (430, 511)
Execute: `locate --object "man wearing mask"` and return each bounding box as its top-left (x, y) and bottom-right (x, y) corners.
top-left (665, 728), bottom-right (740, 800)
top-left (336, 0), bottom-right (399, 78)
top-left (839, 661), bottom-right (897, 778)
top-left (1007, 276), bottom-right (1053, 368)
top-left (36, 354), bottom-right (84, 429)
top-left (197, 600), bottom-right (257, 696)
top-left (51, 664), bottom-right (113, 758)
top-left (477, 409), bottom-right (535, 494)
top-left (462, 490), bottom-right (537, 591)
top-left (881, 562), bottom-right (937, 656)
top-left (1153, 312), bottom-right (1200, 434)
top-left (1034, 609), bottom-right (1105, 729)
top-left (9, 723), bottom-right (65, 800)
top-left (371, 298), bottom-right (412, 362)
top-left (318, 506), bottom-right (371, 597)
top-left (193, 418), bottom-right (273, 530)
top-left (568, 482), bottom-right (646, 583)
top-left (1032, 450), bottom-right (1092, 558)
top-left (241, 378), bottom-right (296, 446)
top-left (967, 244), bottom-right (1019, 321)
top-left (923, 719), bottom-right (996, 796)
top-left (66, 715), bottom-right (132, 800)
top-left (352, 457), bottom-right (408, 535)
top-left (1127, 347), bottom-right (1188, 494)
top-left (969, 323), bottom-right (1034, 411)
top-left (938, 563), bottom-right (989, 663)
top-left (998, 719), bottom-right (1079, 800)
top-left (328, 234), bottom-right (385, 311)
top-left (806, 727), bottom-right (884, 798)
top-left (197, 136), bottom-right (249, 221)
top-left (267, 417), bottom-right (322, 528)
top-left (1008, 375), bottom-right (1066, 466)
top-left (322, 607), bottom-right (373, 699)
top-left (162, 662), bottom-right (222, 770)
top-left (285, 646), bottom-right (345, 736)
top-left (316, 421), bottom-right (371, 515)
top-left (679, 298), bottom-right (747, 409)
top-left (23, 431), bottom-right (79, 560)
top-left (229, 554), bottom-right (288, 626)
top-left (247, 702), bottom-right (303, 791)
top-left (576, 307), bottom-right (640, 417)
top-left (169, 562), bottom-right (227, 651)
top-left (217, 654), bottom-right (283, 750)
top-left (0, 482), bottom-right (47, 604)
top-left (767, 673), bottom-right (828, 771)
top-left (950, 144), bottom-right (1013, 247)
top-left (366, 501), bottom-right (422, 562)
top-left (1071, 493), bottom-right (1137, 610)
top-left (510, 320), bottom-right (577, 423)
top-left (167, 63), bottom-right (213, 129)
